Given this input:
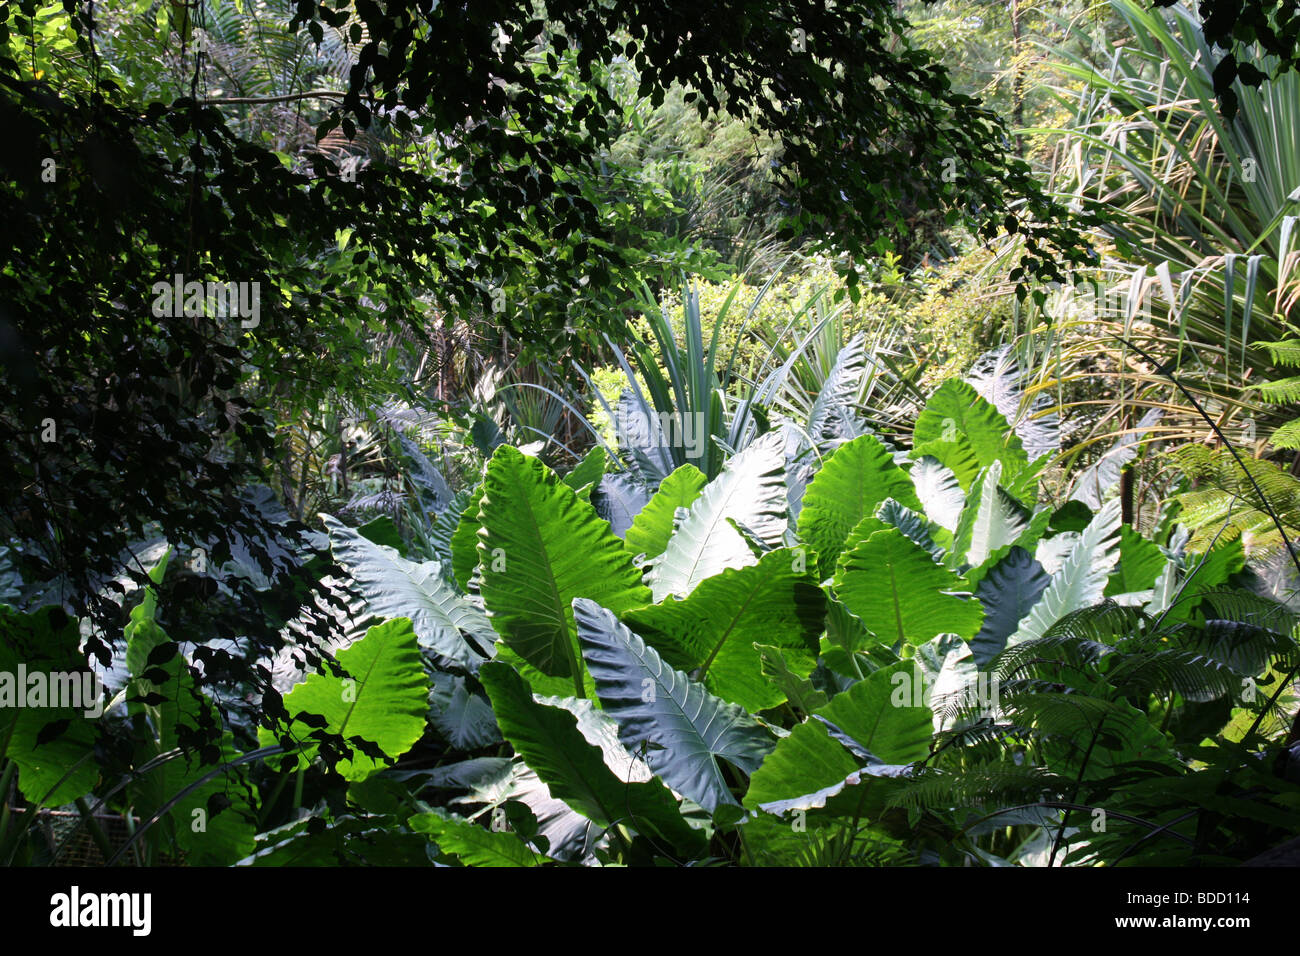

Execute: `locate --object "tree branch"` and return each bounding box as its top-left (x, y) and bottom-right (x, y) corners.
top-left (201, 89), bottom-right (348, 105)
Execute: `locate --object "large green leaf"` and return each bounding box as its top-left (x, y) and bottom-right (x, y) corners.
top-left (645, 431), bottom-right (788, 602)
top-left (970, 546), bottom-right (1051, 667)
top-left (806, 332), bottom-right (868, 449)
top-left (1007, 499), bottom-right (1122, 649)
top-left (591, 473), bottom-right (653, 538)
top-left (621, 548), bottom-right (825, 711)
top-left (817, 662), bottom-right (935, 764)
top-left (833, 526), bottom-right (984, 645)
top-left (574, 599), bottom-right (775, 812)
top-left (259, 617), bottom-right (430, 781)
top-left (951, 461), bottom-right (1030, 569)
top-left (756, 644), bottom-right (828, 716)
top-left (799, 433), bottom-right (921, 578)
top-left (913, 380), bottom-right (1028, 490)
top-left (0, 606), bottom-right (98, 807)
top-left (476, 445), bottom-right (651, 691)
top-left (909, 455), bottom-right (966, 533)
top-left (877, 498), bottom-right (947, 560)
top-left (322, 513), bottom-right (495, 670)
top-left (745, 663), bottom-right (931, 812)
top-left (449, 484), bottom-right (486, 592)
top-left (966, 345), bottom-right (1060, 460)
top-left (411, 809), bottom-right (542, 867)
top-left (743, 719), bottom-right (860, 813)
top-left (1105, 525), bottom-right (1168, 599)
top-left (623, 463), bottom-right (707, 560)
top-left (428, 672), bottom-right (502, 749)
top-left (563, 445), bottom-right (608, 498)
top-left (126, 551), bottom-right (258, 864)
top-left (477, 662), bottom-right (705, 853)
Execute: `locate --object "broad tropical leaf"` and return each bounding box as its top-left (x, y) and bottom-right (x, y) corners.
top-left (1006, 500), bottom-right (1122, 649)
top-left (745, 664), bottom-right (931, 812)
top-left (756, 644), bottom-right (829, 716)
top-left (816, 662), bottom-right (935, 764)
top-left (449, 484), bottom-right (485, 592)
top-left (913, 379), bottom-right (1029, 487)
top-left (970, 546), bottom-right (1051, 667)
top-left (260, 617), bottom-right (430, 781)
top-left (799, 433), bottom-right (920, 578)
top-left (1106, 526), bottom-right (1168, 600)
top-left (0, 606), bottom-right (98, 807)
top-left (621, 548), bottom-right (825, 711)
top-left (477, 662), bottom-right (705, 853)
top-left (322, 513), bottom-right (495, 670)
top-left (909, 454), bottom-right (966, 533)
top-left (563, 445), bottom-right (608, 497)
top-left (966, 345), bottom-right (1060, 460)
top-left (623, 463), bottom-right (707, 560)
top-left (645, 431), bottom-right (788, 602)
top-left (574, 599), bottom-right (775, 811)
top-left (591, 472), bottom-right (653, 538)
top-left (127, 551), bottom-right (258, 863)
top-left (807, 332), bottom-right (868, 448)
top-left (834, 526), bottom-right (984, 645)
top-left (476, 446), bottom-right (651, 690)
top-left (411, 810), bottom-right (542, 867)
top-left (951, 461), bottom-right (1030, 569)
top-left (877, 498), bottom-right (947, 560)
top-left (615, 389), bottom-right (676, 486)
top-left (428, 672), bottom-right (502, 750)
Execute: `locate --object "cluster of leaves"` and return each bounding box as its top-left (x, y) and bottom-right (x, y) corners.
top-left (1154, 0), bottom-right (1300, 116)
top-left (8, 355), bottom-right (1295, 867)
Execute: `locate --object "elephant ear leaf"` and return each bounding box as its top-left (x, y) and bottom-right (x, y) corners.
top-left (322, 513), bottom-right (495, 670)
top-left (910, 454), bottom-right (965, 534)
top-left (806, 331), bottom-right (868, 448)
top-left (0, 605), bottom-right (98, 807)
top-left (970, 546), bottom-right (1051, 667)
top-left (965, 344), bottom-right (1060, 461)
top-left (621, 547), bottom-right (825, 712)
top-left (834, 526), bottom-right (983, 646)
top-left (259, 617), bottom-right (429, 782)
top-left (624, 463), bottom-right (707, 560)
top-left (477, 661), bottom-right (705, 854)
top-left (563, 445), bottom-right (608, 498)
top-left (449, 483), bottom-right (485, 592)
top-left (950, 461), bottom-right (1029, 570)
top-left (913, 379), bottom-right (1028, 491)
top-left (646, 431), bottom-right (788, 602)
top-left (815, 661), bottom-right (934, 765)
top-left (799, 433), bottom-right (920, 578)
top-left (745, 663), bottom-right (931, 814)
top-left (125, 551), bottom-right (258, 864)
top-left (411, 809), bottom-right (542, 867)
top-left (476, 445), bottom-right (651, 687)
top-left (1007, 499), bottom-right (1122, 649)
top-left (574, 599), bottom-right (775, 812)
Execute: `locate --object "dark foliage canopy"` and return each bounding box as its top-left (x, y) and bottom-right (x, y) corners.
top-left (1155, 0), bottom-right (1300, 115)
top-left (0, 0), bottom-right (1094, 724)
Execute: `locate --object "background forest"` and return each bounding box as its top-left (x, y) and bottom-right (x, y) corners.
top-left (1, 0), bottom-right (1299, 867)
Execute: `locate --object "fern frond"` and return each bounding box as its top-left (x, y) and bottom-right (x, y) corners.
top-left (1270, 418), bottom-right (1300, 450)
top-left (888, 764), bottom-right (1067, 812)
top-left (1256, 375), bottom-right (1300, 404)
top-left (1255, 339), bottom-right (1300, 367)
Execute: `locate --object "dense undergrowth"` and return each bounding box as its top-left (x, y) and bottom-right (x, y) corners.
top-left (3, 0), bottom-right (1300, 868)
